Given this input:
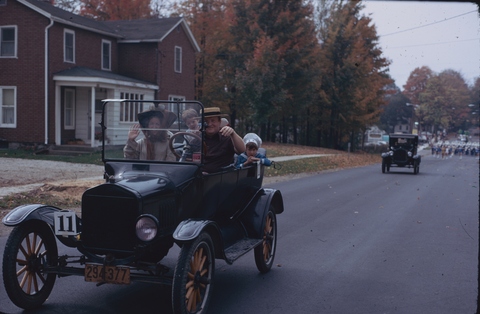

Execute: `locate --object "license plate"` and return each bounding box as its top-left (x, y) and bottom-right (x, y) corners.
top-left (85, 264), bottom-right (130, 284)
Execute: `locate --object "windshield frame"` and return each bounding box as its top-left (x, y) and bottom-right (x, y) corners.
top-left (99, 99), bottom-right (205, 166)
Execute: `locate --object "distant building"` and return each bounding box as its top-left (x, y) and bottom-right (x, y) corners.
top-left (393, 123), bottom-right (408, 134)
top-left (365, 125), bottom-right (386, 143)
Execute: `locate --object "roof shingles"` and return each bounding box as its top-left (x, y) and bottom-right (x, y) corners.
top-left (22, 0), bottom-right (184, 42)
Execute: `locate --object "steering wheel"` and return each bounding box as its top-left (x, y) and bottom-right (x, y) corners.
top-left (168, 132), bottom-right (202, 160)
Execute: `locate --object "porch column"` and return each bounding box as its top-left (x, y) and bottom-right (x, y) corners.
top-left (55, 85), bottom-right (61, 145)
top-left (90, 87), bottom-right (96, 147)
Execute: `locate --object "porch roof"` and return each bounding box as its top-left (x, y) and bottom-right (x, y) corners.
top-left (53, 67), bottom-right (158, 90)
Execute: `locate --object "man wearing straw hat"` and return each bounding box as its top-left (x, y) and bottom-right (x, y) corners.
top-left (201, 107), bottom-right (245, 173)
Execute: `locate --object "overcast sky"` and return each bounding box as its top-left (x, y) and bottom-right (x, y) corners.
top-left (361, 1), bottom-right (479, 89)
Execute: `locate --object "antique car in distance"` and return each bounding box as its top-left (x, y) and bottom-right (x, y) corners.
top-left (381, 133), bottom-right (421, 174)
top-left (2, 100), bottom-right (284, 314)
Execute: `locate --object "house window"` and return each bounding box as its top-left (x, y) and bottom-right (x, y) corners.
top-left (102, 40), bottom-right (111, 70)
top-left (174, 46), bottom-right (182, 73)
top-left (64, 89), bottom-right (75, 129)
top-left (120, 92), bottom-right (144, 122)
top-left (167, 95), bottom-right (185, 112)
top-left (0, 87), bottom-right (16, 127)
top-left (64, 29), bottom-right (75, 63)
top-left (1, 26), bottom-right (17, 57)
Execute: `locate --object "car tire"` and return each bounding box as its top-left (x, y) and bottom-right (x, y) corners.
top-left (172, 232), bottom-right (214, 314)
top-left (414, 161), bottom-right (420, 175)
top-left (2, 221), bottom-right (58, 310)
top-left (254, 208), bottom-right (277, 274)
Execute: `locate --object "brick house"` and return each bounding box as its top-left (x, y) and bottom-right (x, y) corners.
top-left (0, 0), bottom-right (200, 148)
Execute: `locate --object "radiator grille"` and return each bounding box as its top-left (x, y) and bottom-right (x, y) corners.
top-left (393, 149), bottom-right (408, 163)
top-left (82, 194), bottom-right (138, 252)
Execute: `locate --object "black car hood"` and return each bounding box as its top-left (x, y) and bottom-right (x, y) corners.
top-left (114, 173), bottom-right (176, 197)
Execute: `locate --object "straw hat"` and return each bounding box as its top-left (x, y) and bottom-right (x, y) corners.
top-left (201, 107), bottom-right (229, 118)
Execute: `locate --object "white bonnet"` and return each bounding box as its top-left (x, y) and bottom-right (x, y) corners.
top-left (243, 133), bottom-right (262, 148)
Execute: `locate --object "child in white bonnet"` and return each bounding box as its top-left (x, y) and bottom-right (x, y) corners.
top-left (235, 133), bottom-right (272, 168)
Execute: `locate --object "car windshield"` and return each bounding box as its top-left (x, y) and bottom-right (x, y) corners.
top-left (391, 136), bottom-right (416, 148)
top-left (100, 99), bottom-right (204, 164)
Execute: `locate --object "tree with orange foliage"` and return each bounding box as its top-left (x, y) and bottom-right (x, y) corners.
top-left (175, 0), bottom-right (392, 149)
top-left (418, 69), bottom-right (470, 134)
top-left (316, 0), bottom-right (392, 150)
top-left (78, 0), bottom-right (154, 21)
top-left (173, 0), bottom-right (235, 114)
top-left (402, 66), bottom-right (434, 105)
top-left (233, 0), bottom-right (321, 144)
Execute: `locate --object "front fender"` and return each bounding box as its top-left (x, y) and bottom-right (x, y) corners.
top-left (3, 204), bottom-right (82, 248)
top-left (254, 188), bottom-right (284, 215)
top-left (242, 188), bottom-right (284, 238)
top-left (2, 204), bottom-right (62, 227)
top-left (173, 219), bottom-right (220, 243)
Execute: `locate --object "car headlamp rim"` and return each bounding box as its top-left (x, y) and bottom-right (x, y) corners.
top-left (135, 214), bottom-right (159, 242)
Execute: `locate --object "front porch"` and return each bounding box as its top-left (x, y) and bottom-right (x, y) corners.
top-left (53, 66), bottom-right (158, 148)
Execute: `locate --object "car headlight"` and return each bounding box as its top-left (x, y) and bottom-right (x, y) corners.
top-left (136, 215), bottom-right (158, 241)
top-left (408, 151), bottom-right (412, 157)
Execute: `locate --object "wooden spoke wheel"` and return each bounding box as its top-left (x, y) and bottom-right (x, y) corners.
top-left (172, 232), bottom-right (214, 314)
top-left (254, 208), bottom-right (277, 273)
top-left (2, 221), bottom-right (58, 310)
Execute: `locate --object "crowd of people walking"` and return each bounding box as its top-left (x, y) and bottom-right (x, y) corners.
top-left (430, 140), bottom-right (479, 159)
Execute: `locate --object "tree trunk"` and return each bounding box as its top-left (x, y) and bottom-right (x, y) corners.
top-left (292, 115), bottom-right (298, 144)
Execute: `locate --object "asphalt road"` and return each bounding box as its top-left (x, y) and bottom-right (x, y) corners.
top-left (1, 154), bottom-right (478, 314)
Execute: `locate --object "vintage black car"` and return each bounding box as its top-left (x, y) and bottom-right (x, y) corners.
top-left (381, 133), bottom-right (421, 174)
top-left (2, 100), bottom-right (284, 314)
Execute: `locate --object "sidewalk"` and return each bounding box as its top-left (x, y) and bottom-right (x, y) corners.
top-left (270, 154), bottom-right (334, 162)
top-left (0, 183), bottom-right (45, 197)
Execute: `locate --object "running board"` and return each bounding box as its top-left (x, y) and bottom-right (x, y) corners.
top-left (224, 237), bottom-right (262, 264)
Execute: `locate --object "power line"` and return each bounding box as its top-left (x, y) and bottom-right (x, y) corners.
top-left (386, 37), bottom-right (480, 49)
top-left (380, 10), bottom-right (478, 37)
